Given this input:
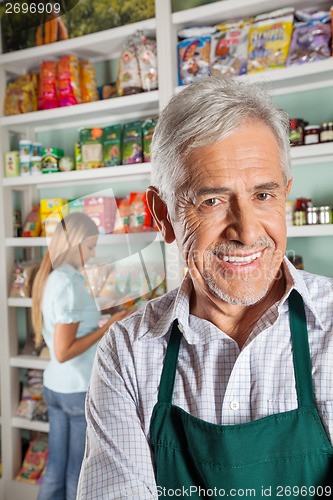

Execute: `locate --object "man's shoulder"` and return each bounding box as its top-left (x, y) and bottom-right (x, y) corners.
top-left (296, 268), bottom-right (333, 295)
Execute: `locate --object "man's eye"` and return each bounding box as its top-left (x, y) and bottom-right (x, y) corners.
top-left (203, 198), bottom-right (219, 207)
top-left (256, 193), bottom-right (272, 201)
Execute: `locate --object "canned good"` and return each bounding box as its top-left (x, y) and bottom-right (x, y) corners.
top-left (19, 139), bottom-right (32, 156)
top-left (30, 156), bottom-right (42, 175)
top-left (306, 207), bottom-right (319, 225)
top-left (319, 206), bottom-right (333, 224)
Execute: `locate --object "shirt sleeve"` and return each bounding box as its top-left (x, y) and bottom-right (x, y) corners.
top-left (51, 273), bottom-right (84, 324)
top-left (77, 325), bottom-right (158, 499)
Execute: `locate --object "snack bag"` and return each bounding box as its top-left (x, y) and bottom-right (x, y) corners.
top-left (40, 61), bottom-right (59, 109)
top-left (117, 36), bottom-right (142, 96)
top-left (22, 206), bottom-right (41, 237)
top-left (211, 19), bottom-right (252, 77)
top-left (103, 124), bottom-right (122, 167)
top-left (57, 55), bottom-right (81, 106)
top-left (113, 197), bottom-right (131, 233)
top-left (4, 74), bottom-right (38, 115)
top-left (248, 8), bottom-right (294, 73)
top-left (80, 60), bottom-right (99, 103)
top-left (136, 32), bottom-right (158, 91)
top-left (128, 192), bottom-right (152, 232)
top-left (16, 436), bottom-right (48, 484)
top-left (9, 260), bottom-right (39, 298)
top-left (178, 36), bottom-right (211, 85)
top-left (287, 10), bottom-right (331, 66)
top-left (142, 116), bottom-right (158, 162)
top-left (122, 121), bottom-right (143, 164)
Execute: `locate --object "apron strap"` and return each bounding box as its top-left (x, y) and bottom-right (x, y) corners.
top-left (158, 319), bottom-right (182, 404)
top-left (288, 289), bottom-right (315, 408)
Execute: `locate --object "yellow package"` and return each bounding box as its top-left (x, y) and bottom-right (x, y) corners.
top-left (80, 60), bottom-right (99, 103)
top-left (40, 198), bottom-right (68, 214)
top-left (248, 8), bottom-right (294, 73)
top-left (22, 206), bottom-right (41, 237)
top-left (4, 74), bottom-right (38, 116)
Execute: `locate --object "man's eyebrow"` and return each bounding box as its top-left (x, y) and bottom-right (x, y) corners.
top-left (254, 182), bottom-right (281, 191)
top-left (195, 187), bottom-right (231, 197)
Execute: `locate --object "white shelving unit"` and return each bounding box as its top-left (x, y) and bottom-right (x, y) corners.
top-left (1, 1), bottom-right (333, 499)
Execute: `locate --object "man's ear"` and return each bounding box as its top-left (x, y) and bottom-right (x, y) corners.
top-left (146, 186), bottom-right (176, 244)
top-left (285, 178), bottom-right (292, 198)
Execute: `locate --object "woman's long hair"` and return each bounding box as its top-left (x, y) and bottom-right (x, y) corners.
top-left (32, 212), bottom-right (99, 346)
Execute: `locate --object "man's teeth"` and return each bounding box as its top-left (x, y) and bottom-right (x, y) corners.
top-left (220, 252), bottom-right (261, 264)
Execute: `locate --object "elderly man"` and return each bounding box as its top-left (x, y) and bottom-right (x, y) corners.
top-left (77, 76), bottom-right (333, 499)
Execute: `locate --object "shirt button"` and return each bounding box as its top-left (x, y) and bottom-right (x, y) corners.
top-left (229, 401), bottom-right (239, 411)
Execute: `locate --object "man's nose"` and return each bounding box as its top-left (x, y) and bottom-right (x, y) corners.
top-left (224, 199), bottom-right (261, 247)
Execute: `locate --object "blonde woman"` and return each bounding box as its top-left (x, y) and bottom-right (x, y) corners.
top-left (32, 212), bottom-right (129, 500)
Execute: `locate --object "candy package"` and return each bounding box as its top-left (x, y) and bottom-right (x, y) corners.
top-left (40, 61), bottom-right (59, 110)
top-left (142, 116), bottom-right (158, 162)
top-left (287, 10), bottom-right (332, 66)
top-left (211, 19), bottom-right (252, 77)
top-left (103, 124), bottom-right (122, 167)
top-left (128, 192), bottom-right (152, 232)
top-left (4, 74), bottom-right (38, 115)
top-left (178, 36), bottom-right (211, 85)
top-left (117, 36), bottom-right (142, 96)
top-left (57, 55), bottom-right (81, 106)
top-left (9, 260), bottom-right (39, 298)
top-left (248, 8), bottom-right (294, 73)
top-left (113, 197), bottom-right (131, 233)
top-left (80, 60), bottom-right (99, 103)
top-left (16, 436), bottom-right (48, 484)
top-left (122, 121), bottom-right (143, 164)
top-left (136, 32), bottom-right (158, 91)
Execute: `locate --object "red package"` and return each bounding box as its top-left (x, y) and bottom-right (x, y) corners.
top-left (58, 55), bottom-right (81, 106)
top-left (40, 61), bottom-right (59, 110)
top-left (113, 197), bottom-right (131, 234)
top-left (128, 192), bottom-right (152, 232)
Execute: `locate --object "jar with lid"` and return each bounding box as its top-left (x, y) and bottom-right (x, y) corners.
top-left (319, 206), bottom-right (333, 224)
top-left (306, 206), bottom-right (319, 225)
top-left (304, 125), bottom-right (320, 145)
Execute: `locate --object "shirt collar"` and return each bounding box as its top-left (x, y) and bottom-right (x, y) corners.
top-left (139, 256), bottom-right (324, 343)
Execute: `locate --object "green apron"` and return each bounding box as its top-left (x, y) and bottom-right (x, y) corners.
top-left (150, 290), bottom-right (333, 499)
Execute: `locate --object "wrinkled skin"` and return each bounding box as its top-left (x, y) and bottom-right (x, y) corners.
top-left (147, 122), bottom-right (292, 345)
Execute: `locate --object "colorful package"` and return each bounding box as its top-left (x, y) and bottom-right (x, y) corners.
top-left (136, 33), bottom-right (158, 91)
top-left (16, 436), bottom-right (48, 484)
top-left (41, 147), bottom-right (64, 174)
top-left (142, 116), bottom-right (158, 162)
top-left (113, 197), bottom-right (131, 233)
top-left (79, 128), bottom-right (103, 168)
top-left (22, 206), bottom-right (41, 237)
top-left (122, 121), bottom-right (143, 164)
top-left (3, 74), bottom-right (38, 115)
top-left (248, 8), bottom-right (294, 73)
top-left (40, 61), bottom-right (59, 110)
top-left (9, 260), bottom-right (39, 298)
top-left (5, 151), bottom-right (20, 177)
top-left (103, 124), bottom-right (122, 167)
top-left (128, 192), bottom-right (152, 232)
top-left (287, 11), bottom-right (331, 66)
top-left (117, 36), bottom-right (142, 96)
top-left (80, 60), bottom-right (99, 103)
top-left (83, 196), bottom-right (117, 234)
top-left (178, 36), bottom-right (211, 85)
top-left (69, 198), bottom-right (84, 213)
top-left (211, 19), bottom-right (252, 77)
top-left (40, 198), bottom-right (68, 237)
top-left (57, 55), bottom-right (81, 106)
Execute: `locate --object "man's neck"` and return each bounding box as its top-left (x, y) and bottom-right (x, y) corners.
top-left (189, 272), bottom-right (286, 349)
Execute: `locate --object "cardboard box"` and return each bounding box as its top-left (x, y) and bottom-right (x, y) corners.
top-left (5, 151), bottom-right (20, 177)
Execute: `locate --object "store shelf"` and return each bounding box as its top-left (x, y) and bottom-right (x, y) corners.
top-left (6, 231), bottom-right (163, 247)
top-left (8, 298), bottom-right (32, 307)
top-left (0, 90), bottom-right (159, 131)
top-left (287, 225), bottom-right (333, 238)
top-left (172, 0), bottom-right (330, 26)
top-left (290, 143), bottom-right (333, 166)
top-left (10, 355), bottom-right (49, 370)
top-left (3, 162), bottom-right (152, 188)
top-left (12, 416), bottom-right (49, 433)
top-left (0, 17), bottom-right (156, 71)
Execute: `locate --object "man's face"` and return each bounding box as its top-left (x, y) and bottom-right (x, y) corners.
top-left (171, 122), bottom-right (291, 306)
